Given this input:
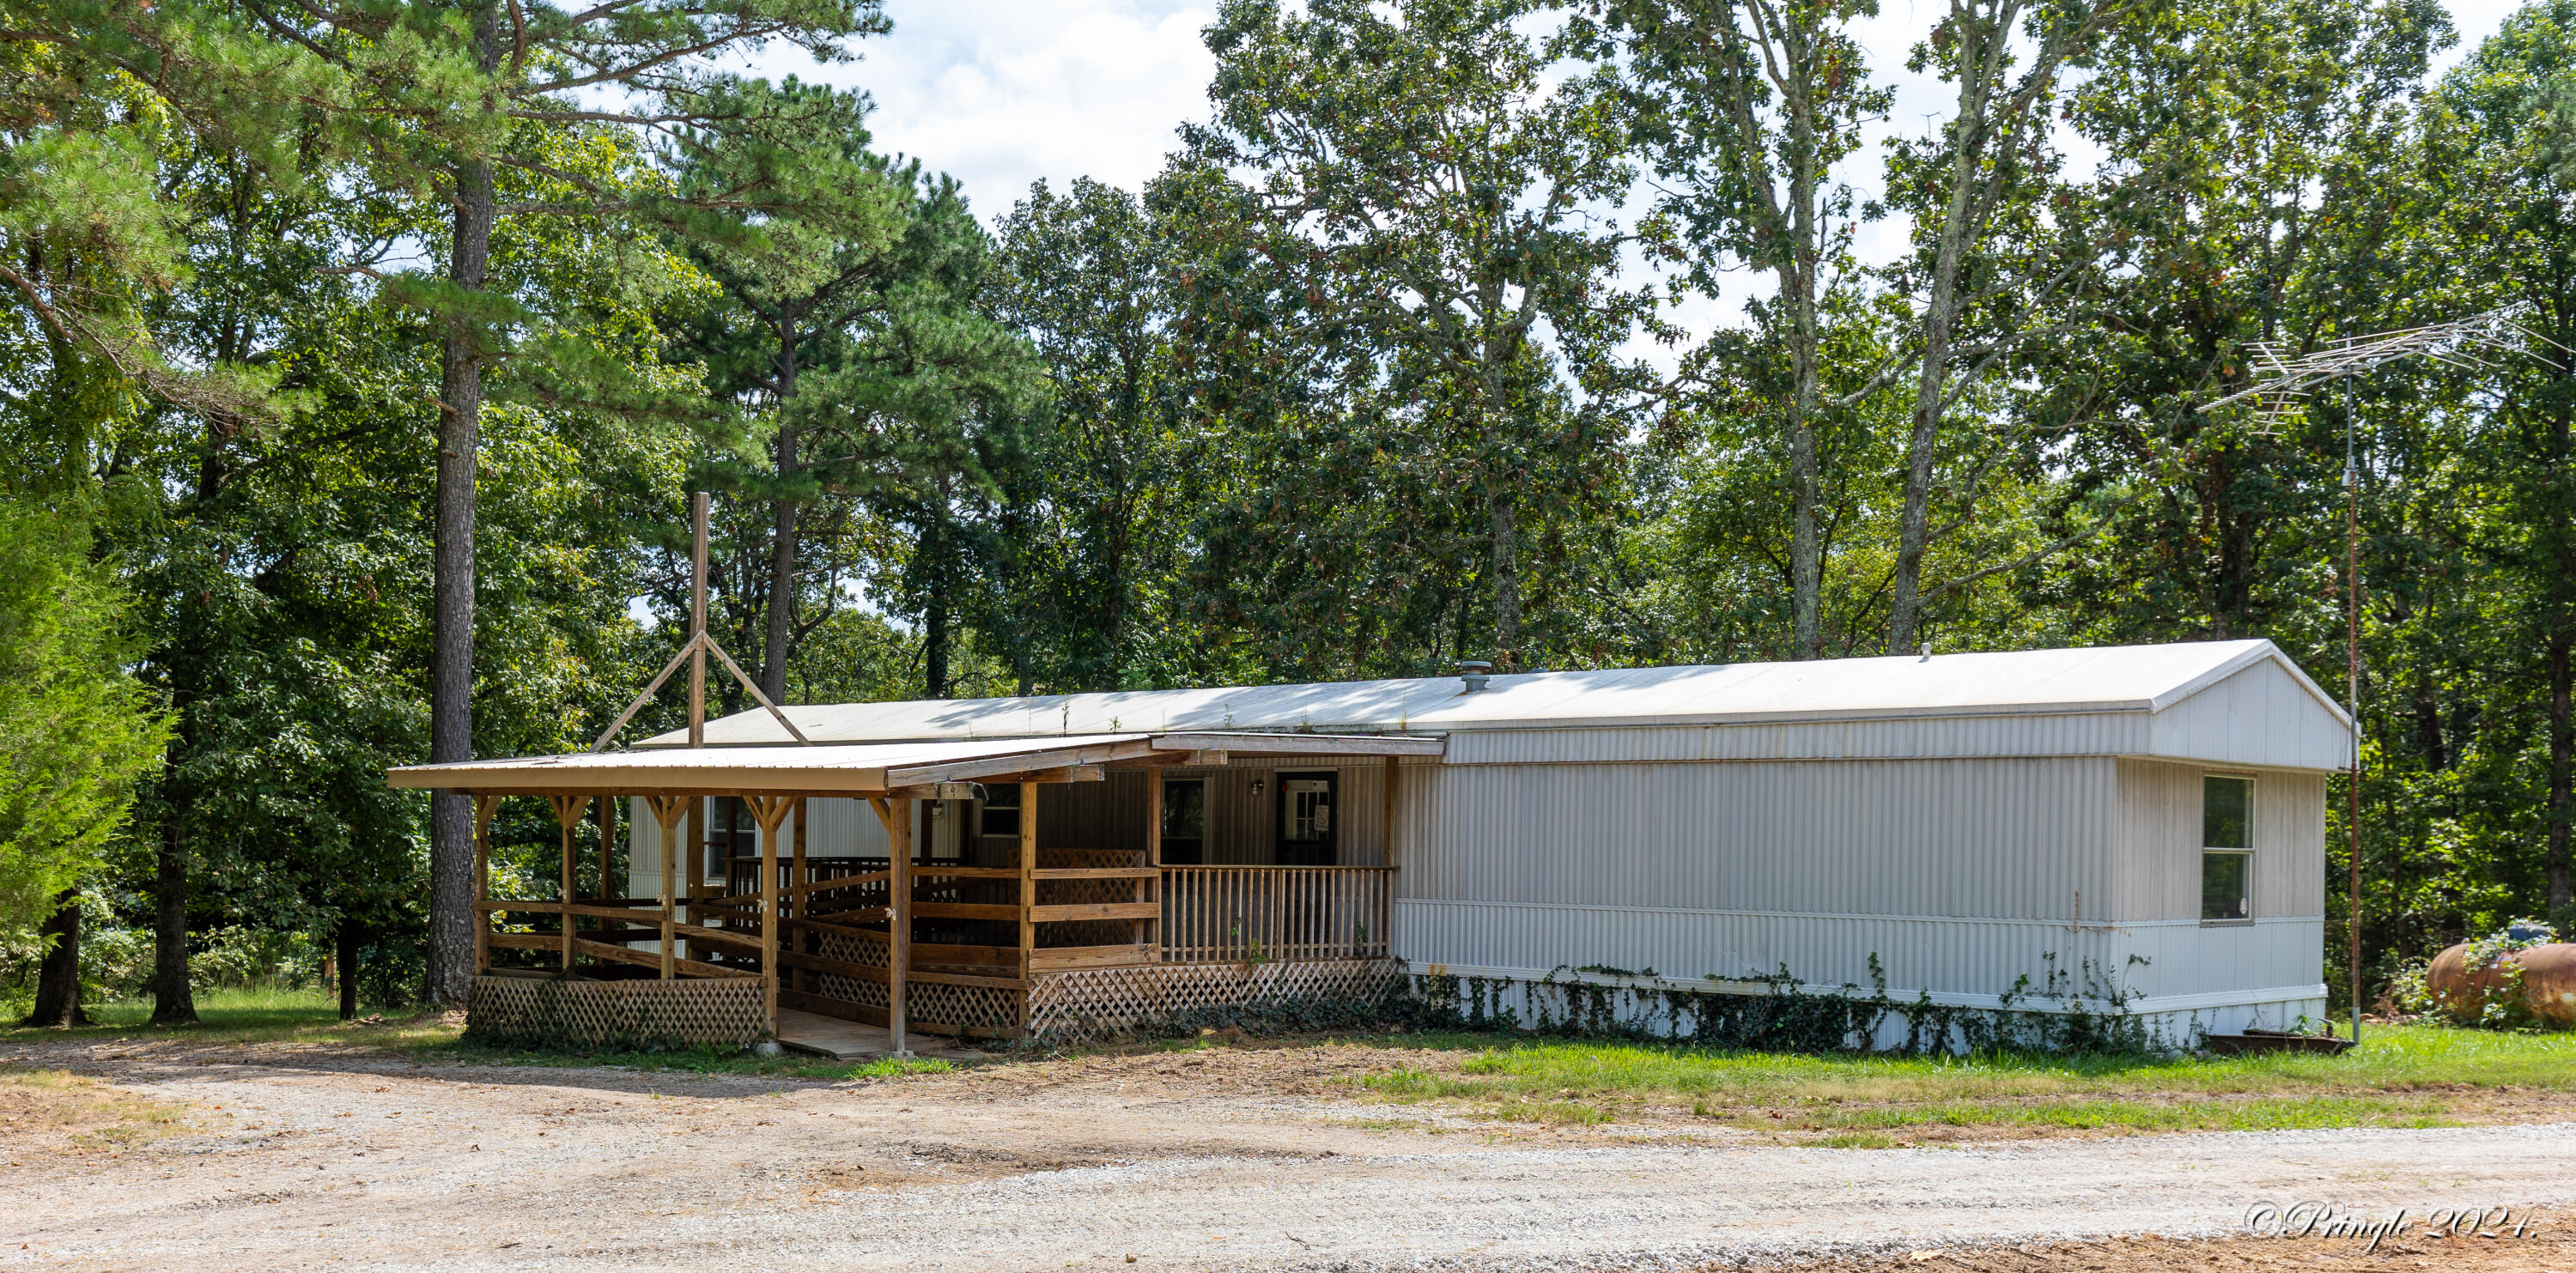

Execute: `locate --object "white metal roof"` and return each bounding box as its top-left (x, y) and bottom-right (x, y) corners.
top-left (385, 730), bottom-right (1443, 794)
top-left (641, 639), bottom-right (2350, 748)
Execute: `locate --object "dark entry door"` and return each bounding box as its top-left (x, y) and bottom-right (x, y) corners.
top-left (1160, 779), bottom-right (1206, 865)
top-left (1277, 771), bottom-right (1336, 866)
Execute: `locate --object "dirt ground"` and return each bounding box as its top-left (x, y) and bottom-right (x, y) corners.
top-left (3, 1036), bottom-right (2573, 1271)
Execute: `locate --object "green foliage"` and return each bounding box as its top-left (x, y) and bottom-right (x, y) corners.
top-left (0, 502), bottom-right (167, 937)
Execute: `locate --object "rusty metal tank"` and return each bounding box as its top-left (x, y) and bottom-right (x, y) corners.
top-left (2427, 943), bottom-right (2576, 1027)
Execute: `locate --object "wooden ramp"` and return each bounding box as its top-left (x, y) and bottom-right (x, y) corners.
top-left (774, 1009), bottom-right (982, 1061)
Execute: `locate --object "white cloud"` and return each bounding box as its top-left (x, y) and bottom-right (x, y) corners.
top-left (734, 0), bottom-right (1217, 221)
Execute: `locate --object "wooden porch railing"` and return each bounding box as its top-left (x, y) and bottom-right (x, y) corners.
top-left (1160, 866), bottom-right (1394, 963)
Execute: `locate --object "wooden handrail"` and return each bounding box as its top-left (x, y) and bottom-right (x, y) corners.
top-left (1159, 864), bottom-right (1394, 964)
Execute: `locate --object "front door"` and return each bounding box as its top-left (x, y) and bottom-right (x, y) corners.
top-left (1277, 772), bottom-right (1336, 866)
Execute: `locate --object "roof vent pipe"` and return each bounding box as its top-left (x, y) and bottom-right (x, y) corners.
top-left (1456, 659), bottom-right (1492, 693)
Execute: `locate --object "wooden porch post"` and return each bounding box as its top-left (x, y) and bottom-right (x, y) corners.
top-left (472, 795), bottom-right (500, 975)
top-left (597, 797), bottom-right (615, 903)
top-left (1143, 768), bottom-right (1162, 958)
top-left (547, 795), bottom-right (588, 972)
top-left (743, 795), bottom-right (793, 1038)
top-left (1382, 755), bottom-right (1399, 870)
top-left (1018, 782), bottom-right (1038, 978)
top-left (890, 797), bottom-right (913, 1057)
top-left (646, 795), bottom-right (689, 979)
top-left (681, 797), bottom-right (700, 962)
top-left (792, 799), bottom-right (808, 995)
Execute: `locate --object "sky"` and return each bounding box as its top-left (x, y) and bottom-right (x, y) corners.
top-left (744, 0), bottom-right (2530, 234)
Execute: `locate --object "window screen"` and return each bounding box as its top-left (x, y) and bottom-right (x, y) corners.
top-left (2202, 851), bottom-right (2251, 922)
top-left (2202, 775), bottom-right (2253, 921)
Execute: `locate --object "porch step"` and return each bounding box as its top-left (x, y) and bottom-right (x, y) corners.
top-left (773, 1009), bottom-right (983, 1062)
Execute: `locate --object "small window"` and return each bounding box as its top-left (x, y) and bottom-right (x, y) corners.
top-left (2202, 775), bottom-right (2253, 922)
top-left (1160, 779), bottom-right (1206, 866)
top-left (977, 784), bottom-right (1022, 840)
top-left (2202, 775), bottom-right (2251, 850)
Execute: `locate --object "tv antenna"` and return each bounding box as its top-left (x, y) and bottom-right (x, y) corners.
top-left (2202, 303), bottom-right (2561, 1046)
top-left (590, 491), bottom-right (813, 751)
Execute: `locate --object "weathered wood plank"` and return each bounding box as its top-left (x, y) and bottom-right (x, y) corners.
top-left (1027, 944), bottom-right (1158, 972)
top-left (1029, 901), bottom-right (1159, 923)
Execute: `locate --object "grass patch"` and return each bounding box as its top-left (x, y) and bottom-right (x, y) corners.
top-left (1, 988), bottom-right (969, 1082)
top-left (1, 986), bottom-right (461, 1051)
top-left (1345, 1023), bottom-right (2576, 1137)
top-left (0, 1066), bottom-right (193, 1151)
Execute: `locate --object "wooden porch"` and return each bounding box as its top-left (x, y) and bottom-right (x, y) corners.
top-left (461, 768), bottom-right (1405, 1046)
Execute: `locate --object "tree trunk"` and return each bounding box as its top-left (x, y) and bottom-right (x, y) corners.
top-left (1887, 80), bottom-right (1985, 655)
top-left (425, 157), bottom-right (492, 1005)
top-left (763, 411), bottom-right (798, 705)
top-left (1488, 480), bottom-right (1521, 668)
top-left (925, 590), bottom-right (951, 699)
top-left (1783, 58), bottom-right (1824, 662)
top-left (427, 4), bottom-right (503, 1008)
top-left (338, 920), bottom-right (361, 1021)
top-left (149, 821), bottom-right (196, 1024)
top-left (26, 891), bottom-right (87, 1027)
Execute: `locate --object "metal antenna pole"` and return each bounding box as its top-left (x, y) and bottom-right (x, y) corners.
top-left (689, 491), bottom-right (708, 749)
top-left (2345, 384), bottom-right (2363, 1046)
top-left (2202, 305), bottom-right (2560, 1046)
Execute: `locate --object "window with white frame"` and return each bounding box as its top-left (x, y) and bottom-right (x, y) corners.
top-left (2201, 774), bottom-right (2253, 922)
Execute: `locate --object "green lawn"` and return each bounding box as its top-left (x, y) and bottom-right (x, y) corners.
top-left (13, 992), bottom-right (2573, 1138)
top-left (1343, 1024), bottom-right (2576, 1138)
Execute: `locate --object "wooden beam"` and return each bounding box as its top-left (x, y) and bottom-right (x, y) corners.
top-left (1382, 755), bottom-right (1399, 871)
top-left (647, 793), bottom-right (688, 980)
top-left (791, 797), bottom-right (807, 997)
top-left (1029, 901), bottom-right (1160, 923)
top-left (884, 782), bottom-right (982, 802)
top-left (884, 739), bottom-right (1156, 787)
top-left (1145, 764), bottom-right (1163, 960)
top-left (547, 795), bottom-right (588, 971)
top-left (682, 796), bottom-right (701, 962)
top-left (1146, 731), bottom-right (1446, 757)
top-left (890, 796), bottom-right (913, 1056)
top-left (1018, 780), bottom-right (1036, 981)
top-left (569, 937), bottom-right (750, 979)
top-left (1028, 944), bottom-right (1159, 972)
top-left (743, 793), bottom-right (795, 1039)
top-left (909, 901), bottom-right (1021, 922)
top-left (596, 797), bottom-right (614, 917)
top-left (687, 491), bottom-right (707, 748)
top-left (472, 795), bottom-right (499, 975)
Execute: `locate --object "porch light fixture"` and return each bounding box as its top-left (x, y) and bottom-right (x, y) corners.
top-left (1456, 659), bottom-right (1492, 693)
top-left (1250, 777), bottom-right (1266, 797)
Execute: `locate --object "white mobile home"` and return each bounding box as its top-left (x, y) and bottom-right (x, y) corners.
top-left (398, 639), bottom-right (2345, 1046)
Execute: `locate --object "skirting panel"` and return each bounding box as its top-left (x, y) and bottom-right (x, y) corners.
top-left (465, 974), bottom-right (767, 1051)
top-left (1026, 958), bottom-right (1400, 1043)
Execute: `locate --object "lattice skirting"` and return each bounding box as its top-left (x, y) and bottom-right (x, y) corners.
top-left (1026, 958), bottom-right (1400, 1043)
top-left (465, 975), bottom-right (767, 1052)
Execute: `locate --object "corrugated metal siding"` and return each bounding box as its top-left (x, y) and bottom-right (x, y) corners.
top-left (1394, 900), bottom-right (2139, 997)
top-left (2119, 917), bottom-right (2324, 999)
top-left (1401, 758), bottom-right (2116, 921)
top-left (1393, 755), bottom-right (2319, 1004)
top-left (2111, 760), bottom-right (2327, 924)
top-left (625, 796), bottom-right (887, 895)
top-left (2150, 658), bottom-right (2352, 770)
top-left (1444, 714), bottom-right (2150, 765)
top-left (1395, 906), bottom-right (2320, 1003)
top-left (1152, 760), bottom-right (1388, 866)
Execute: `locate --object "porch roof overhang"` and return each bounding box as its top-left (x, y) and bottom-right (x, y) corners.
top-left (385, 730), bottom-right (1443, 797)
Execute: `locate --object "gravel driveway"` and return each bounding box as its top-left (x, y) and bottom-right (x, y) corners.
top-left (6, 1041), bottom-right (2573, 1271)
